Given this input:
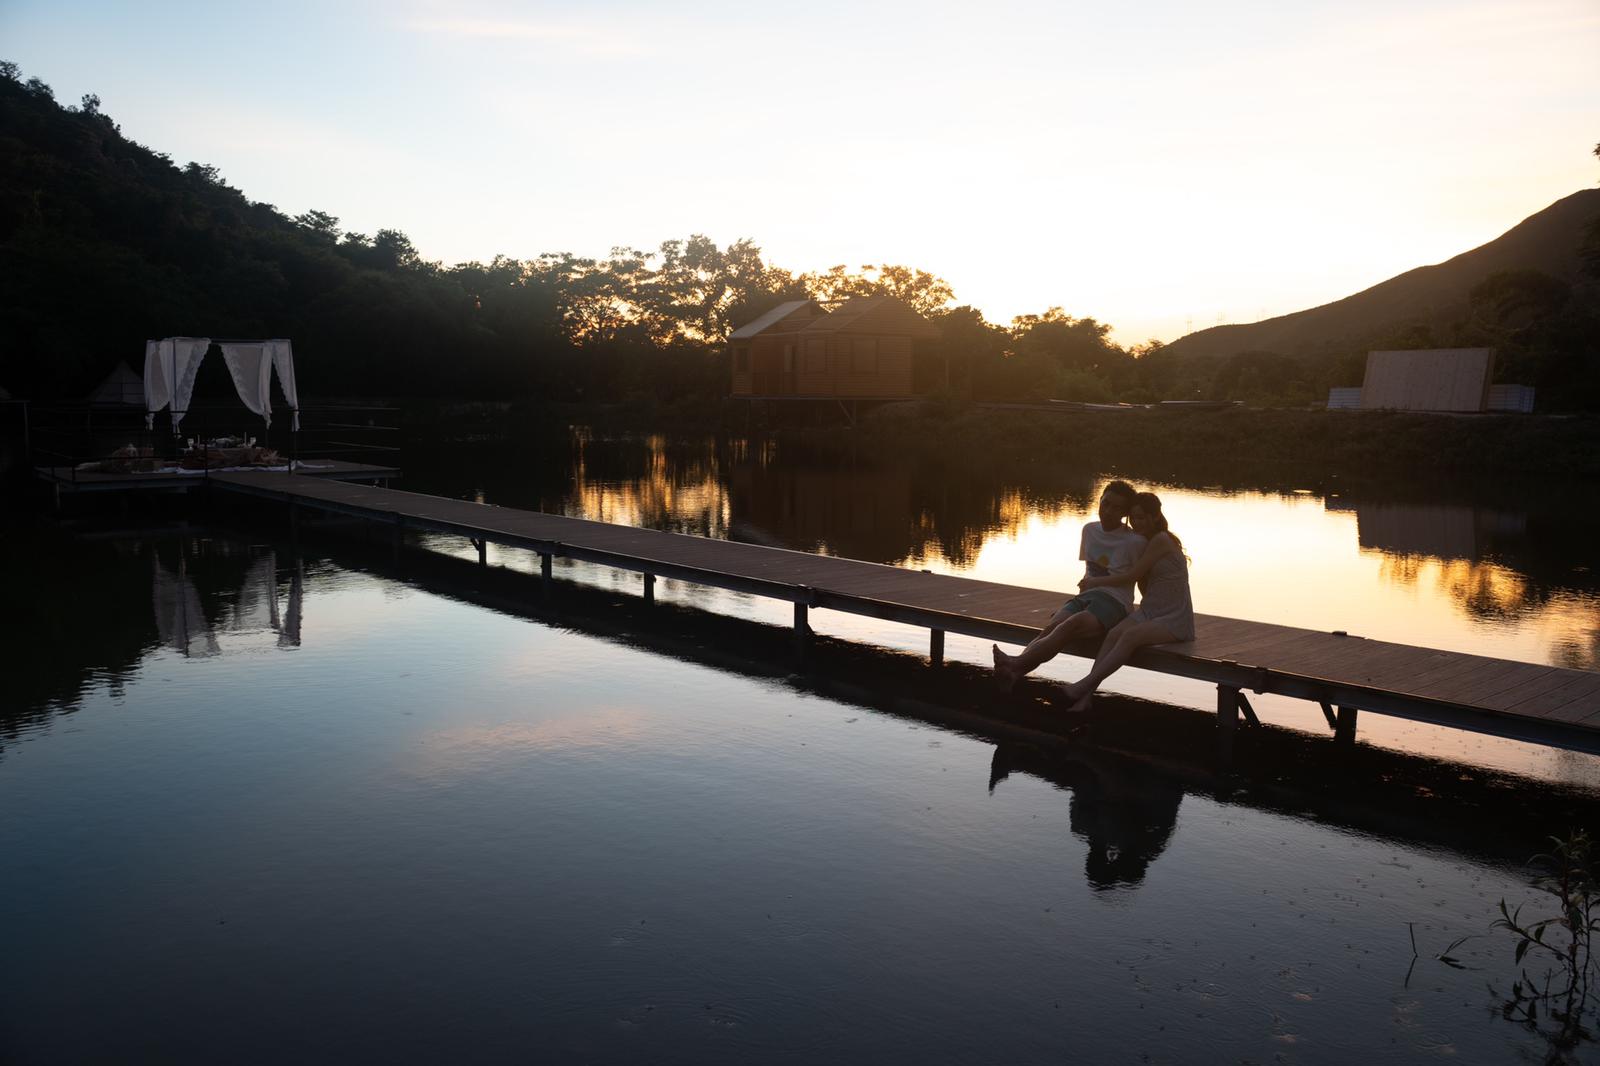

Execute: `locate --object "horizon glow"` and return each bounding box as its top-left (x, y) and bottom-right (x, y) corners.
top-left (2, 0), bottom-right (1596, 342)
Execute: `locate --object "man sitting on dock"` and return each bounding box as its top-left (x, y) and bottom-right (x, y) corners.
top-left (993, 480), bottom-right (1144, 691)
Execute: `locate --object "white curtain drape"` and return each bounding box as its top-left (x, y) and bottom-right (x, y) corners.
top-left (168, 337), bottom-right (212, 432)
top-left (143, 336), bottom-right (297, 433)
top-left (219, 339), bottom-right (299, 431)
top-left (269, 339), bottom-right (300, 432)
top-left (142, 336), bottom-right (212, 432)
top-left (142, 339), bottom-right (169, 430)
top-left (219, 343), bottom-right (272, 423)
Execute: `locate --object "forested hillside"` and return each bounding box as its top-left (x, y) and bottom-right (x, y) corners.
top-left (2, 61), bottom-right (1596, 410)
top-left (1166, 192), bottom-right (1600, 361)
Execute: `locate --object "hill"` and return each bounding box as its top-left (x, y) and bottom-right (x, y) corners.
top-left (1162, 189), bottom-right (1600, 361)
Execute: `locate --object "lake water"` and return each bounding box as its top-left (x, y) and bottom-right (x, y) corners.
top-left (4, 427), bottom-right (1599, 1064)
top-left (406, 430), bottom-right (1600, 783)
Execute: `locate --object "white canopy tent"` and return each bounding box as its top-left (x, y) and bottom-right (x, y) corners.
top-left (143, 337), bottom-right (300, 433)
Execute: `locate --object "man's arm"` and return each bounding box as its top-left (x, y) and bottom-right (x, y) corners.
top-left (1080, 534), bottom-right (1172, 590)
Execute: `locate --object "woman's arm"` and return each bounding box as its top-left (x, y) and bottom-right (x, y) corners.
top-left (1079, 533), bottom-right (1173, 590)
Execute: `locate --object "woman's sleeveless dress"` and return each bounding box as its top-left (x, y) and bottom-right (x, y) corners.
top-left (1129, 549), bottom-right (1195, 642)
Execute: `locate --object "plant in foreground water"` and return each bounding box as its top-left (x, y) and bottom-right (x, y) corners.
top-left (1491, 830), bottom-right (1600, 1060)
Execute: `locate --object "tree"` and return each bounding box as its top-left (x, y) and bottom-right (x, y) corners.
top-left (799, 263), bottom-right (954, 317)
top-left (293, 210), bottom-right (342, 244)
top-left (372, 228), bottom-right (423, 271)
top-left (928, 305), bottom-right (1007, 397)
top-left (1469, 269), bottom-right (1571, 335)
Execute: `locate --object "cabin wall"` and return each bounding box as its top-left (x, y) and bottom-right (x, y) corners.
top-left (826, 334), bottom-right (912, 397)
top-left (730, 342), bottom-right (754, 395)
top-left (732, 328), bottom-right (921, 397)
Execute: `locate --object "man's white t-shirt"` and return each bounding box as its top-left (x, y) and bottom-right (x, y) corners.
top-left (1079, 522), bottom-right (1146, 609)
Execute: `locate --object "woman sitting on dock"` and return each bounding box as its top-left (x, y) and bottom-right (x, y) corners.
top-left (992, 479), bottom-right (1144, 692)
top-left (1062, 492), bottom-right (1195, 714)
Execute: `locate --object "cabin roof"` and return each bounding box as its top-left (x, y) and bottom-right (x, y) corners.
top-left (729, 300), bottom-right (818, 339)
top-left (799, 294), bottom-right (939, 338)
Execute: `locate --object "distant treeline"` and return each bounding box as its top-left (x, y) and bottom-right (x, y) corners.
top-left (2, 63), bottom-right (1597, 410)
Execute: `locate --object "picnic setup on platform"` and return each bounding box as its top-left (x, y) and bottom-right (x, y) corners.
top-left (79, 336), bottom-right (303, 474)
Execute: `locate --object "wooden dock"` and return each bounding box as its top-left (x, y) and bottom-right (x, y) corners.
top-left (211, 471), bottom-right (1600, 759)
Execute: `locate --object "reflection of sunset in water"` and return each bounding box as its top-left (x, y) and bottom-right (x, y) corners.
top-left (406, 707), bottom-right (661, 779)
top-left (566, 432), bottom-right (733, 536)
top-left (521, 435), bottom-right (1598, 679)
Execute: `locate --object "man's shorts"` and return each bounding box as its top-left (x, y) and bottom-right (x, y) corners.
top-left (1059, 588), bottom-right (1129, 631)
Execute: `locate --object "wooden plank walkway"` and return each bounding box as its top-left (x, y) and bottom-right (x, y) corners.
top-left (211, 471), bottom-right (1600, 758)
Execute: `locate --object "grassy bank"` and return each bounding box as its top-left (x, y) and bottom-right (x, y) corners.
top-left (777, 405), bottom-right (1600, 488)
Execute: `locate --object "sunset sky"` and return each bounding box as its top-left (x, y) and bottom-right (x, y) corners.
top-left (4, 0), bottom-right (1596, 341)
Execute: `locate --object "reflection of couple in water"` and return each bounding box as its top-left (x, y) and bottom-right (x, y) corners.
top-left (989, 742), bottom-right (1183, 890)
top-left (993, 480), bottom-right (1194, 712)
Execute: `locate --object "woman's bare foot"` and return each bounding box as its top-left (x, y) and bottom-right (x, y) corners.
top-left (992, 645), bottom-right (1018, 692)
top-left (1063, 691), bottom-right (1093, 715)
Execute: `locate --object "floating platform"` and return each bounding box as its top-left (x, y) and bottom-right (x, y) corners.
top-left (36, 459), bottom-right (401, 495)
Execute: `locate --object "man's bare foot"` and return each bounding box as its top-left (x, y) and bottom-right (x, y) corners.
top-left (1063, 691), bottom-right (1093, 715)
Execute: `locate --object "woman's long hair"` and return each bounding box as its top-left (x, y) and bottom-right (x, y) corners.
top-left (1133, 492), bottom-right (1184, 554)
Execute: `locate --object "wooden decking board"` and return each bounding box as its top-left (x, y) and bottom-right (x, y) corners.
top-left (1384, 650), bottom-right (1536, 698)
top-left (1535, 685), bottom-right (1600, 726)
top-left (1200, 628), bottom-right (1362, 666)
top-left (1497, 669), bottom-right (1600, 717)
top-left (1505, 672), bottom-right (1600, 719)
top-left (1424, 659), bottom-right (1563, 706)
top-left (1522, 675), bottom-right (1600, 721)
top-left (211, 471), bottom-right (1600, 749)
top-left (1198, 620), bottom-right (1356, 656)
top-left (1451, 659), bottom-right (1567, 702)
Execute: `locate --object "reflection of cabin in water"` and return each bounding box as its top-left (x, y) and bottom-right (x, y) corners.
top-left (728, 295), bottom-right (939, 398)
top-left (727, 461), bottom-right (915, 563)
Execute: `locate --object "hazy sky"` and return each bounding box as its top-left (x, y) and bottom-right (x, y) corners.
top-left (4, 0), bottom-right (1596, 341)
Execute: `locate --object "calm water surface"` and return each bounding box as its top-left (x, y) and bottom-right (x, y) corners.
top-left (409, 431), bottom-right (1600, 782)
top-left (3, 429), bottom-right (1598, 1064)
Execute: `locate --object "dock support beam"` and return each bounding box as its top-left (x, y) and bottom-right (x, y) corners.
top-left (1336, 706), bottom-right (1358, 746)
top-left (1217, 684), bottom-right (1240, 763)
top-left (1235, 691), bottom-right (1261, 728)
top-left (540, 552), bottom-right (553, 598)
top-left (794, 603), bottom-right (811, 662)
top-left (472, 537), bottom-right (486, 567)
top-left (643, 573), bottom-right (655, 605)
top-left (929, 628), bottom-right (944, 668)
top-left (391, 519), bottom-right (403, 563)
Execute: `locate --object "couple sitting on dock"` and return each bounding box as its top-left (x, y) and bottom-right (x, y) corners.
top-left (993, 480), bottom-right (1194, 712)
